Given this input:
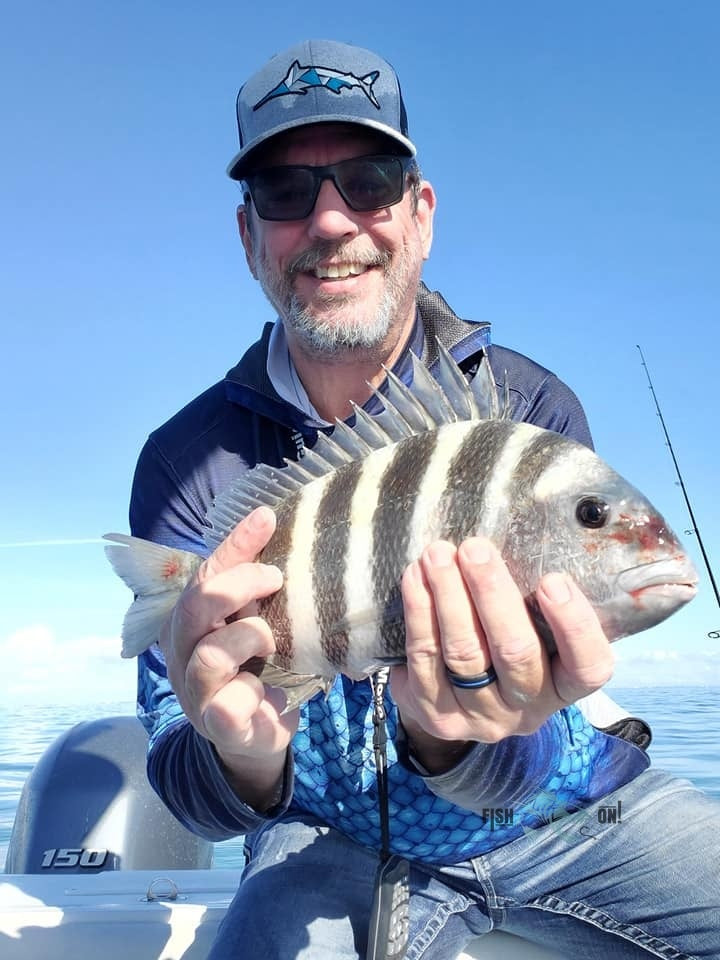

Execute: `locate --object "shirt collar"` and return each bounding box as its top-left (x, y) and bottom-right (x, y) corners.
top-left (266, 320), bottom-right (333, 429)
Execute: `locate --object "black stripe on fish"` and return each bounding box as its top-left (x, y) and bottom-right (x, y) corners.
top-left (312, 459), bottom-right (364, 670)
top-left (372, 429), bottom-right (440, 658)
top-left (259, 494), bottom-right (299, 670)
top-left (439, 420), bottom-right (519, 545)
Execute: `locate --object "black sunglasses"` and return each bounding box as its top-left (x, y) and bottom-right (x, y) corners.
top-left (243, 154), bottom-right (414, 222)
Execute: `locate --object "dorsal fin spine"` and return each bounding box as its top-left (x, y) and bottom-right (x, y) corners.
top-left (311, 431), bottom-right (353, 467)
top-left (407, 355), bottom-right (458, 425)
top-left (331, 417), bottom-right (374, 457)
top-left (349, 402), bottom-right (395, 449)
top-left (380, 366), bottom-right (435, 433)
top-left (205, 340), bottom-right (501, 548)
top-left (432, 340), bottom-right (480, 420)
top-left (365, 386), bottom-right (414, 441)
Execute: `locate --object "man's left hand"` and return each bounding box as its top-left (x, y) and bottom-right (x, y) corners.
top-left (390, 538), bottom-right (614, 771)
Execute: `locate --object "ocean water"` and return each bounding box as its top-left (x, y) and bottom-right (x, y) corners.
top-left (1, 687), bottom-right (718, 873)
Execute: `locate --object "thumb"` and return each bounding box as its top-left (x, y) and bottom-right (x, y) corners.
top-left (198, 506), bottom-right (278, 583)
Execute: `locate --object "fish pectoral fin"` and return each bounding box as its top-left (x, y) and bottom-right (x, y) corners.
top-left (257, 662), bottom-right (332, 714)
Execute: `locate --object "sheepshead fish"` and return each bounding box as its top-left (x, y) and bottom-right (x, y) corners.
top-left (104, 343), bottom-right (697, 709)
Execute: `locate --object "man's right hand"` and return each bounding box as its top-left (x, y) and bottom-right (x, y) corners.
top-left (158, 505), bottom-right (298, 810)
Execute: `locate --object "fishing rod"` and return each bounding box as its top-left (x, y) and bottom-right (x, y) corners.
top-left (636, 344), bottom-right (720, 639)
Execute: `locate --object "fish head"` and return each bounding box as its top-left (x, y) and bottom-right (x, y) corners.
top-left (526, 442), bottom-right (698, 642)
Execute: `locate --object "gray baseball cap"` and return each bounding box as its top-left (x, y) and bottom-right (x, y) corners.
top-left (227, 39), bottom-right (416, 180)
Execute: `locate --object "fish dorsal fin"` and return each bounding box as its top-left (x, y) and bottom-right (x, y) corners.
top-left (311, 429), bottom-right (355, 467)
top-left (407, 352), bottom-right (463, 424)
top-left (205, 463), bottom-right (303, 550)
top-left (454, 341), bottom-right (510, 421)
top-left (423, 340), bottom-right (509, 422)
top-left (205, 339), bottom-right (504, 550)
top-left (349, 401), bottom-right (397, 448)
top-left (377, 366), bottom-right (436, 434)
top-left (469, 347), bottom-right (499, 420)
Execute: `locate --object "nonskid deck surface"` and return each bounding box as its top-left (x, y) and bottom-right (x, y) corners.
top-left (1, 869), bottom-right (568, 959)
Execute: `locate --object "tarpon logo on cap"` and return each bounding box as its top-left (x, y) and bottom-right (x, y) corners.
top-left (253, 60), bottom-right (382, 111)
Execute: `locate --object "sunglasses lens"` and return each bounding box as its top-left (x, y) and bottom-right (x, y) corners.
top-left (336, 157), bottom-right (404, 212)
top-left (250, 167), bottom-right (317, 220)
top-left (246, 156), bottom-right (408, 221)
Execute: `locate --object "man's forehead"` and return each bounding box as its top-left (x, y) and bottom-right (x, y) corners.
top-left (257, 122), bottom-right (393, 165)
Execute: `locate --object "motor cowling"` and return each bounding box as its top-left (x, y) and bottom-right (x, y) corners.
top-left (5, 716), bottom-right (213, 874)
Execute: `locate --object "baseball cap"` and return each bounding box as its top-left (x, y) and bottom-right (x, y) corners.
top-left (227, 39), bottom-right (416, 180)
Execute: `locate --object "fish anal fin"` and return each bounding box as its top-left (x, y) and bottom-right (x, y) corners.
top-left (256, 661), bottom-right (333, 714)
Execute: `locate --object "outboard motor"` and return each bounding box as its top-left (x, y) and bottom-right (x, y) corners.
top-left (5, 715), bottom-right (213, 874)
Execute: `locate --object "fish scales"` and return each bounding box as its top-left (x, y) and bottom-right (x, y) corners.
top-left (439, 419), bottom-right (521, 546)
top-left (341, 443), bottom-right (398, 677)
top-left (258, 494), bottom-right (298, 670)
top-left (372, 429), bottom-right (439, 659)
top-left (494, 428), bottom-right (575, 595)
top-left (272, 473), bottom-right (331, 677)
top-left (403, 421), bottom-right (479, 560)
top-left (311, 460), bottom-right (363, 671)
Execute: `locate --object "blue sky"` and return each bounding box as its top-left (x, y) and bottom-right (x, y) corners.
top-left (1, 1), bottom-right (719, 703)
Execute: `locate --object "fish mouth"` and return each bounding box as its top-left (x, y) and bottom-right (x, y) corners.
top-left (616, 557), bottom-right (699, 602)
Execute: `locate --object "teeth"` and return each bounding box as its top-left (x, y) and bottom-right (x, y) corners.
top-left (313, 263), bottom-right (368, 279)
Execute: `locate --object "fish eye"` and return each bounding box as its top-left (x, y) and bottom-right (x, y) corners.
top-left (576, 496), bottom-right (610, 529)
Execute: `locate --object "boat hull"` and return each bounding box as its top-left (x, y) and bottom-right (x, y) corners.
top-left (1, 869), bottom-right (568, 959)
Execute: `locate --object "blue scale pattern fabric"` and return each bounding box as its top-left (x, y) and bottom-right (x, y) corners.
top-left (290, 675), bottom-right (610, 865)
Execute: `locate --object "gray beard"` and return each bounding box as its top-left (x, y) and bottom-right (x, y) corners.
top-left (254, 240), bottom-right (419, 358)
top-left (285, 286), bottom-right (395, 354)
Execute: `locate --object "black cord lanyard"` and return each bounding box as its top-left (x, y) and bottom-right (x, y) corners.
top-left (367, 669), bottom-right (410, 960)
top-left (371, 667), bottom-right (392, 859)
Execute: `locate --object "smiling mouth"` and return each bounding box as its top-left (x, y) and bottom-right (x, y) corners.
top-left (312, 262), bottom-right (373, 280)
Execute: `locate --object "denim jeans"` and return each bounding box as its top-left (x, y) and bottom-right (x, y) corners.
top-left (207, 769), bottom-right (720, 959)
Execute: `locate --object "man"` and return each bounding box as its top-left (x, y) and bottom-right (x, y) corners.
top-left (130, 39), bottom-right (719, 959)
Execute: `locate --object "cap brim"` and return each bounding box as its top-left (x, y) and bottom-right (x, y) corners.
top-left (227, 116), bottom-right (416, 180)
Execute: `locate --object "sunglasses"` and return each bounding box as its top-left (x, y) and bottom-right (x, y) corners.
top-left (243, 154), bottom-right (414, 222)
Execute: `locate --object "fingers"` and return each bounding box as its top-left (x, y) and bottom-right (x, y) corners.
top-left (184, 615), bottom-right (276, 722)
top-left (152, 507), bottom-right (297, 780)
top-left (423, 542), bottom-right (490, 679)
top-left (457, 539), bottom-right (552, 712)
top-left (161, 507), bottom-right (283, 668)
top-left (397, 536), bottom-right (613, 745)
top-left (536, 573), bottom-right (615, 702)
top-left (158, 506), bottom-right (286, 732)
top-left (399, 541), bottom-right (498, 741)
top-left (397, 557), bottom-right (444, 712)
top-left (171, 560), bottom-right (283, 668)
top-left (200, 506), bottom-right (278, 581)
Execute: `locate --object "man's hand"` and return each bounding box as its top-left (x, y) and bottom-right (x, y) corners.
top-left (159, 506), bottom-right (298, 809)
top-left (391, 538), bottom-right (614, 772)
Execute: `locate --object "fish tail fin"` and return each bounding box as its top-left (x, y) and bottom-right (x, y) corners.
top-left (119, 592), bottom-right (181, 658)
top-left (103, 533), bottom-right (202, 658)
top-left (360, 70), bottom-right (380, 106)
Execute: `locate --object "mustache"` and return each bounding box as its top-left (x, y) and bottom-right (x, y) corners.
top-left (287, 242), bottom-right (391, 275)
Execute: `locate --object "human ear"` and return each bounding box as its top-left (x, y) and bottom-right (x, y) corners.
top-left (414, 181), bottom-right (436, 260)
top-left (237, 205), bottom-right (258, 279)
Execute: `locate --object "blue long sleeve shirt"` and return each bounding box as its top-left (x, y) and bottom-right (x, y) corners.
top-left (130, 283), bottom-right (649, 863)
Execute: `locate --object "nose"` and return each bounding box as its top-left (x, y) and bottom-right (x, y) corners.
top-left (307, 178), bottom-right (360, 241)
